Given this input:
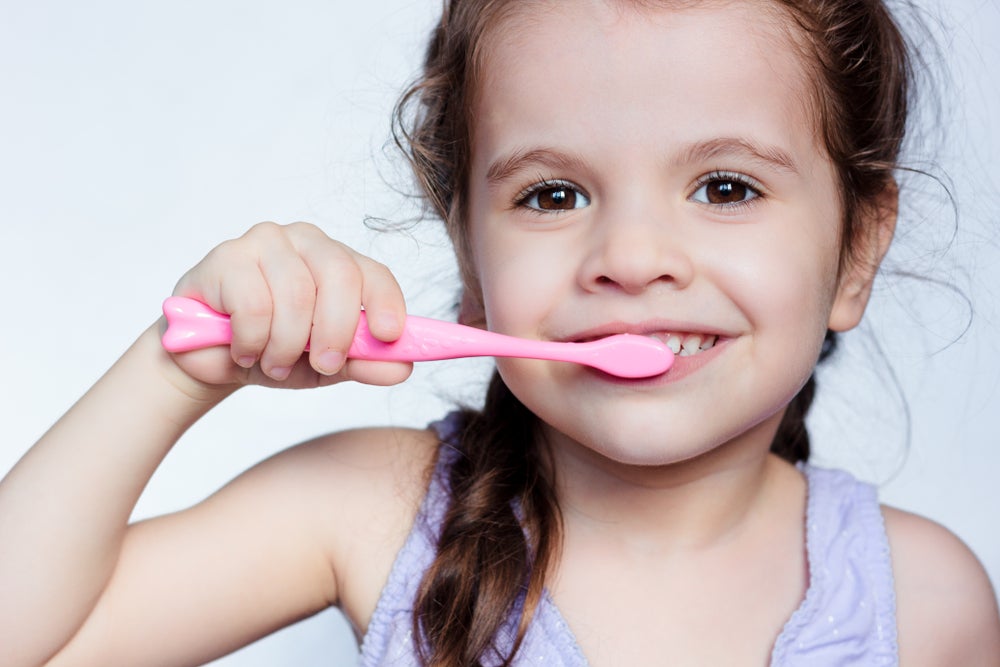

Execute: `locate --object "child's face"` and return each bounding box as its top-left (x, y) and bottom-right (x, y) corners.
top-left (466, 1), bottom-right (863, 465)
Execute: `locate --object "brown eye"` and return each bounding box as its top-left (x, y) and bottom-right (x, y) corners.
top-left (706, 181), bottom-right (748, 204)
top-left (691, 173), bottom-right (761, 208)
top-left (538, 187), bottom-right (576, 210)
top-left (519, 181), bottom-right (590, 212)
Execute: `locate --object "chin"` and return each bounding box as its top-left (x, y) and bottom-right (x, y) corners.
top-left (616, 436), bottom-right (735, 467)
top-left (541, 419), bottom-right (724, 468)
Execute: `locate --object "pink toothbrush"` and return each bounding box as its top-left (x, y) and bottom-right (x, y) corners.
top-left (161, 296), bottom-right (674, 378)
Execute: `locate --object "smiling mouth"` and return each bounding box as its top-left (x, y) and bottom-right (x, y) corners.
top-left (573, 331), bottom-right (719, 358)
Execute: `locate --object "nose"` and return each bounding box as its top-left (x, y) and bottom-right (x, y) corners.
top-left (578, 201), bottom-right (694, 295)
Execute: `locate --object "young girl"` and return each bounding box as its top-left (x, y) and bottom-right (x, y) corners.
top-left (2, 0), bottom-right (998, 665)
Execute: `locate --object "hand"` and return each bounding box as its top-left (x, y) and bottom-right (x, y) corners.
top-left (167, 222), bottom-right (413, 390)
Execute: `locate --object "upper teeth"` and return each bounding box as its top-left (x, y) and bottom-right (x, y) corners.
top-left (655, 333), bottom-right (718, 357)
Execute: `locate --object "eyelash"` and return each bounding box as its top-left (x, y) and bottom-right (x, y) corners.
top-left (690, 170), bottom-right (765, 213)
top-left (513, 178), bottom-right (588, 214)
top-left (511, 171), bottom-right (764, 215)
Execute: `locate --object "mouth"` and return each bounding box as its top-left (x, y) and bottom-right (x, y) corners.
top-left (572, 328), bottom-right (720, 358)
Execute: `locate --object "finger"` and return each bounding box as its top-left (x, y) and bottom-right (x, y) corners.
top-left (293, 233), bottom-right (365, 376)
top-left (284, 223), bottom-right (407, 340)
top-left (173, 242), bottom-right (273, 371)
top-left (218, 264), bottom-right (274, 369)
top-left (354, 254), bottom-right (407, 342)
top-left (337, 359), bottom-right (414, 387)
top-left (256, 232), bottom-right (316, 380)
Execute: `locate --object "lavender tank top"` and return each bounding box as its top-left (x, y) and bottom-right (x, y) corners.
top-left (358, 413), bottom-right (898, 666)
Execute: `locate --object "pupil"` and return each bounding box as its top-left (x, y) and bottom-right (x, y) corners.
top-left (540, 187), bottom-right (574, 210)
top-left (708, 181), bottom-right (746, 204)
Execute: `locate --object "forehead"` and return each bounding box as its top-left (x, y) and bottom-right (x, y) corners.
top-left (471, 0), bottom-right (823, 167)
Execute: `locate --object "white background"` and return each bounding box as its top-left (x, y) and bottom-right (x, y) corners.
top-left (1, 1), bottom-right (997, 664)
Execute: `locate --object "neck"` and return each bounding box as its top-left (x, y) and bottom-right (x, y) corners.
top-left (548, 414), bottom-right (801, 553)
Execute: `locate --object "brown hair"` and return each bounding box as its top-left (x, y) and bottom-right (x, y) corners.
top-left (392, 0), bottom-right (916, 663)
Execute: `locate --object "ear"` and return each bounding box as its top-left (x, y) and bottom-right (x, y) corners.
top-left (828, 183), bottom-right (898, 332)
top-left (457, 289), bottom-right (488, 329)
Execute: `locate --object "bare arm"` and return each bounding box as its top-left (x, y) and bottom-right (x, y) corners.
top-left (39, 424), bottom-right (436, 667)
top-left (0, 325), bottom-right (232, 666)
top-left (885, 506), bottom-right (1000, 666)
top-left (0, 222), bottom-right (416, 667)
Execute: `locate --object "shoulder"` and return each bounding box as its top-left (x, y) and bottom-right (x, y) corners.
top-left (232, 424), bottom-right (441, 531)
top-left (882, 505), bottom-right (1000, 666)
top-left (301, 425), bottom-right (444, 627)
top-left (229, 423), bottom-right (443, 627)
top-left (279, 424), bottom-right (443, 509)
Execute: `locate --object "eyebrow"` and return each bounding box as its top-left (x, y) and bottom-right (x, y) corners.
top-left (486, 148), bottom-right (591, 186)
top-left (484, 137), bottom-right (799, 186)
top-left (677, 137), bottom-right (799, 175)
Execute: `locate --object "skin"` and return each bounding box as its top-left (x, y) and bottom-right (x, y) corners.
top-left (470, 2), bottom-right (843, 468)
top-left (464, 2), bottom-right (868, 662)
top-left (0, 1), bottom-right (997, 666)
top-left (466, 4), bottom-right (1000, 662)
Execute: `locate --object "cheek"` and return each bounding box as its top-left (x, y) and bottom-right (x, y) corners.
top-left (473, 226), bottom-right (577, 335)
top-left (707, 222), bottom-right (841, 337)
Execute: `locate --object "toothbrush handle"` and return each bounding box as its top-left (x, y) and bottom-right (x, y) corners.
top-left (161, 297), bottom-right (235, 353)
top-left (162, 296), bottom-right (545, 362)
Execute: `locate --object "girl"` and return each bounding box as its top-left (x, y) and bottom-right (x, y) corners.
top-left (2, 1), bottom-right (998, 665)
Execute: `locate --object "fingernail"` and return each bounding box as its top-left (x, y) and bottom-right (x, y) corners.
top-left (237, 355), bottom-right (257, 368)
top-left (269, 366), bottom-right (292, 381)
top-left (317, 350), bottom-right (345, 375)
